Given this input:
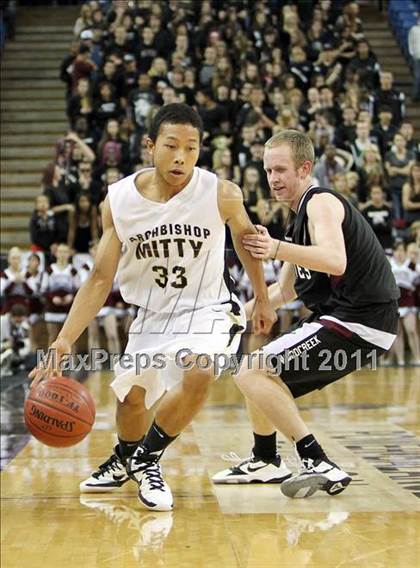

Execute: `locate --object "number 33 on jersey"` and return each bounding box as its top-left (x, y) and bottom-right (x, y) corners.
top-left (108, 167), bottom-right (233, 313)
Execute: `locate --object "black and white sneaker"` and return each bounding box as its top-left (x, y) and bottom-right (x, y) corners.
top-left (212, 452), bottom-right (292, 484)
top-left (79, 447), bottom-right (130, 493)
top-left (127, 445), bottom-right (173, 511)
top-left (281, 457), bottom-right (352, 499)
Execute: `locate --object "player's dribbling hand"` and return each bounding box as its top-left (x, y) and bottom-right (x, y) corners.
top-left (243, 225), bottom-right (278, 260)
top-left (28, 337), bottom-right (72, 388)
top-left (252, 298), bottom-right (277, 335)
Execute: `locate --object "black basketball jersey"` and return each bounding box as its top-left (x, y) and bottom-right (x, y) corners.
top-left (285, 186), bottom-right (399, 325)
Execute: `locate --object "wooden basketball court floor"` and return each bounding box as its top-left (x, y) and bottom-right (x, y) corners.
top-left (1, 366), bottom-right (419, 568)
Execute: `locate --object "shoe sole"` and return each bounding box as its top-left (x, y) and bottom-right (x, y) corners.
top-left (213, 473), bottom-right (292, 485)
top-left (281, 474), bottom-right (352, 499)
top-left (139, 492), bottom-right (173, 512)
top-left (79, 478), bottom-right (130, 493)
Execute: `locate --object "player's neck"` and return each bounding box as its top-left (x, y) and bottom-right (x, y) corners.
top-left (151, 169), bottom-right (194, 201)
top-left (290, 179), bottom-right (313, 213)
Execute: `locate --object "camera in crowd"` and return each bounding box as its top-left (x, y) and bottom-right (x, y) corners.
top-left (0, 304), bottom-right (31, 376)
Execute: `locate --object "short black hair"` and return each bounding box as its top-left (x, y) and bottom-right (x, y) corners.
top-left (148, 103), bottom-right (204, 143)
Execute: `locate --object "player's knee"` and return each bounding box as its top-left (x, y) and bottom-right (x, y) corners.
top-left (121, 386), bottom-right (146, 410)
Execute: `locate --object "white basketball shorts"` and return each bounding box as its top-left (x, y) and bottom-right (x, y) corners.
top-left (110, 297), bottom-right (245, 408)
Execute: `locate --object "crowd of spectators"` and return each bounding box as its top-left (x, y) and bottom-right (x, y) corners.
top-left (1, 0), bottom-right (420, 367)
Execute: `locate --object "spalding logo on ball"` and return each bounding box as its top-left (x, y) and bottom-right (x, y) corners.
top-left (24, 377), bottom-right (96, 447)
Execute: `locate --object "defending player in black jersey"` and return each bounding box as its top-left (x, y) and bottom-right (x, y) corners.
top-left (213, 129), bottom-right (399, 498)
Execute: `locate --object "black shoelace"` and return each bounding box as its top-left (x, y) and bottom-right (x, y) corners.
top-left (142, 464), bottom-right (165, 492)
top-left (92, 454), bottom-right (121, 479)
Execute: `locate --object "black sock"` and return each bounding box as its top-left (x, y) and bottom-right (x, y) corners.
top-left (142, 421), bottom-right (178, 454)
top-left (117, 438), bottom-right (142, 462)
top-left (252, 432), bottom-right (277, 460)
top-left (296, 434), bottom-right (328, 462)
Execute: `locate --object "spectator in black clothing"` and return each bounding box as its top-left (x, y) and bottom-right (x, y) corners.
top-left (216, 84), bottom-right (239, 121)
top-left (248, 139), bottom-right (270, 197)
top-left (68, 160), bottom-right (102, 205)
top-left (289, 45), bottom-right (312, 92)
top-left (104, 25), bottom-right (135, 60)
top-left (93, 58), bottom-right (125, 100)
top-left (306, 19), bottom-right (328, 62)
top-left (235, 124), bottom-right (257, 171)
top-left (93, 81), bottom-right (122, 132)
top-left (372, 106), bottom-right (398, 159)
top-left (241, 165), bottom-right (265, 225)
top-left (334, 25), bottom-right (357, 66)
top-left (137, 26), bottom-right (159, 73)
top-left (42, 163), bottom-right (73, 243)
top-left (236, 86), bottom-right (276, 134)
top-left (373, 72), bottom-right (405, 126)
top-left (121, 54), bottom-right (138, 98)
top-left (362, 185), bottom-right (393, 252)
top-left (29, 195), bottom-right (58, 254)
top-left (169, 67), bottom-right (190, 104)
top-left (195, 88), bottom-right (229, 139)
top-left (334, 106), bottom-right (357, 150)
top-left (319, 86), bottom-right (342, 124)
top-left (299, 86), bottom-right (322, 129)
top-left (313, 46), bottom-right (343, 92)
top-left (73, 116), bottom-right (98, 153)
top-left (67, 194), bottom-right (99, 255)
top-left (60, 42), bottom-right (81, 99)
top-left (67, 77), bottom-right (93, 130)
top-left (149, 13), bottom-right (174, 60)
top-left (148, 56), bottom-right (169, 87)
top-left (348, 38), bottom-right (380, 91)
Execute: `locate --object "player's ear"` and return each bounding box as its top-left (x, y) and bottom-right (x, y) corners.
top-left (146, 137), bottom-right (155, 156)
top-left (299, 160), bottom-right (313, 179)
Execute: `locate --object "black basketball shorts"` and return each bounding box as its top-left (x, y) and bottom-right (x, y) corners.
top-left (259, 312), bottom-right (398, 399)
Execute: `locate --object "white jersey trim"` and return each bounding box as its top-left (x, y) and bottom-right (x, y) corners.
top-left (320, 315), bottom-right (396, 350)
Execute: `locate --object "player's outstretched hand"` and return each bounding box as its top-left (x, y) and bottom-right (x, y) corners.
top-left (28, 337), bottom-right (72, 388)
top-left (243, 225), bottom-right (278, 260)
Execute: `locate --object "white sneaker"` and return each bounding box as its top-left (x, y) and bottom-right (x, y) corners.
top-left (80, 447), bottom-right (130, 493)
top-left (212, 452), bottom-right (292, 484)
top-left (127, 445), bottom-right (173, 511)
top-left (281, 457), bottom-right (352, 498)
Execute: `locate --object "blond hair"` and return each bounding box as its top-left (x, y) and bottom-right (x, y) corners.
top-left (265, 129), bottom-right (315, 168)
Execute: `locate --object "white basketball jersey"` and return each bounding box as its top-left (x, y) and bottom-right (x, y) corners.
top-left (108, 167), bottom-right (232, 313)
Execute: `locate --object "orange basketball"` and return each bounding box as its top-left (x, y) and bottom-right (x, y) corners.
top-left (24, 377), bottom-right (95, 447)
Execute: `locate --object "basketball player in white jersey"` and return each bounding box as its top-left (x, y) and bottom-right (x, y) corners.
top-left (29, 104), bottom-right (277, 510)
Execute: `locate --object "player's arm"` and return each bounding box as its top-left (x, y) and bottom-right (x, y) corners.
top-left (243, 193), bottom-right (347, 276)
top-left (218, 179), bottom-right (277, 334)
top-left (56, 196), bottom-right (121, 344)
top-left (245, 261), bottom-right (297, 319)
top-left (29, 196), bottom-right (121, 383)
